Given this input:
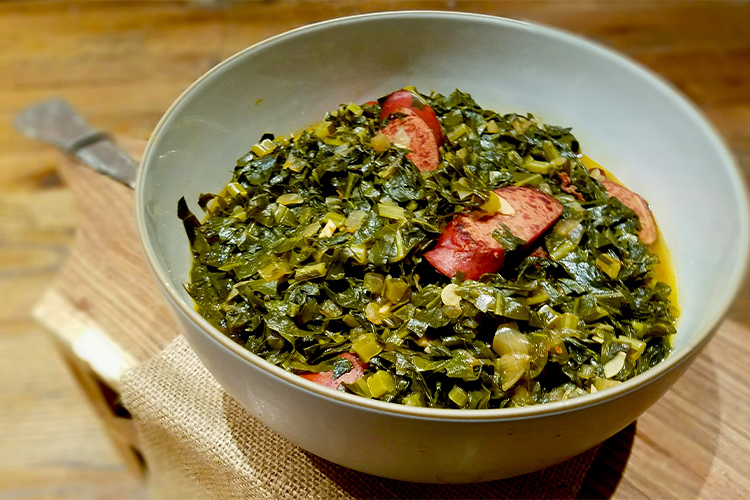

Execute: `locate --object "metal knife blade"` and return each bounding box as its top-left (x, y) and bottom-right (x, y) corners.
top-left (14, 98), bottom-right (137, 189)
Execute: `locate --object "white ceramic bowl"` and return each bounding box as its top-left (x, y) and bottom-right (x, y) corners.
top-left (136, 12), bottom-right (750, 483)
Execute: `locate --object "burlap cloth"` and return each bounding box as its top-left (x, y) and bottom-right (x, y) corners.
top-left (121, 335), bottom-right (601, 500)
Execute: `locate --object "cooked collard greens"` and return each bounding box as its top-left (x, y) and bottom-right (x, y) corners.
top-left (179, 88), bottom-right (677, 409)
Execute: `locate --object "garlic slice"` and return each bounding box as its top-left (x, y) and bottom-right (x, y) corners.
top-left (480, 192), bottom-right (516, 216)
top-left (603, 351), bottom-right (627, 379)
top-left (319, 220), bottom-right (337, 238)
top-left (441, 284), bottom-right (461, 306)
top-left (391, 127), bottom-right (411, 149)
top-left (497, 194), bottom-right (515, 216)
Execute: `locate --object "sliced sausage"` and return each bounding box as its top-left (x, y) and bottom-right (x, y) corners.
top-left (299, 352), bottom-right (366, 389)
top-left (423, 215), bottom-right (505, 280)
top-left (424, 187), bottom-right (563, 280)
top-left (380, 89), bottom-right (443, 145)
top-left (486, 186), bottom-right (565, 245)
top-left (590, 169), bottom-right (658, 245)
top-left (381, 109), bottom-right (440, 172)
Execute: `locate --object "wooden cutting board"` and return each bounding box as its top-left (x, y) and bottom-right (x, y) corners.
top-left (33, 140), bottom-right (750, 498)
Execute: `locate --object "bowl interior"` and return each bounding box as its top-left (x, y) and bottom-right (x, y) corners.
top-left (138, 13), bottom-right (748, 389)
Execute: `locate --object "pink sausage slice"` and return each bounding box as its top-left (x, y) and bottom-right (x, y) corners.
top-left (379, 89), bottom-right (443, 145)
top-left (381, 108), bottom-right (440, 172)
top-left (423, 215), bottom-right (505, 280)
top-left (591, 169), bottom-right (658, 245)
top-left (299, 353), bottom-right (366, 389)
top-left (486, 186), bottom-right (565, 245)
top-left (424, 187), bottom-right (563, 280)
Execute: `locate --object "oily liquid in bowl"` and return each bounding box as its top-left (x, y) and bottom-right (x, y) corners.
top-left (581, 155), bottom-right (680, 319)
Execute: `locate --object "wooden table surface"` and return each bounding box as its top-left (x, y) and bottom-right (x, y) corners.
top-left (2, 2), bottom-right (749, 499)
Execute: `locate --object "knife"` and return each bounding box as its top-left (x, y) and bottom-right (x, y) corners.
top-left (14, 98), bottom-right (137, 189)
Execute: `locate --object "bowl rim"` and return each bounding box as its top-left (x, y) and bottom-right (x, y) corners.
top-left (135, 10), bottom-right (750, 421)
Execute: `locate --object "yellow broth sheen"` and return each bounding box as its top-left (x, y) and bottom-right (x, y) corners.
top-left (581, 155), bottom-right (679, 321)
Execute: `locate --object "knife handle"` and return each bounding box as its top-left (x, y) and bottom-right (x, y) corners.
top-left (14, 98), bottom-right (137, 189)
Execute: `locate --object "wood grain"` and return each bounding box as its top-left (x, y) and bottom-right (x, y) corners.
top-left (3, 1), bottom-right (750, 499)
top-left (0, 321), bottom-right (147, 499)
top-left (582, 320), bottom-right (750, 499)
top-left (45, 138), bottom-right (178, 366)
